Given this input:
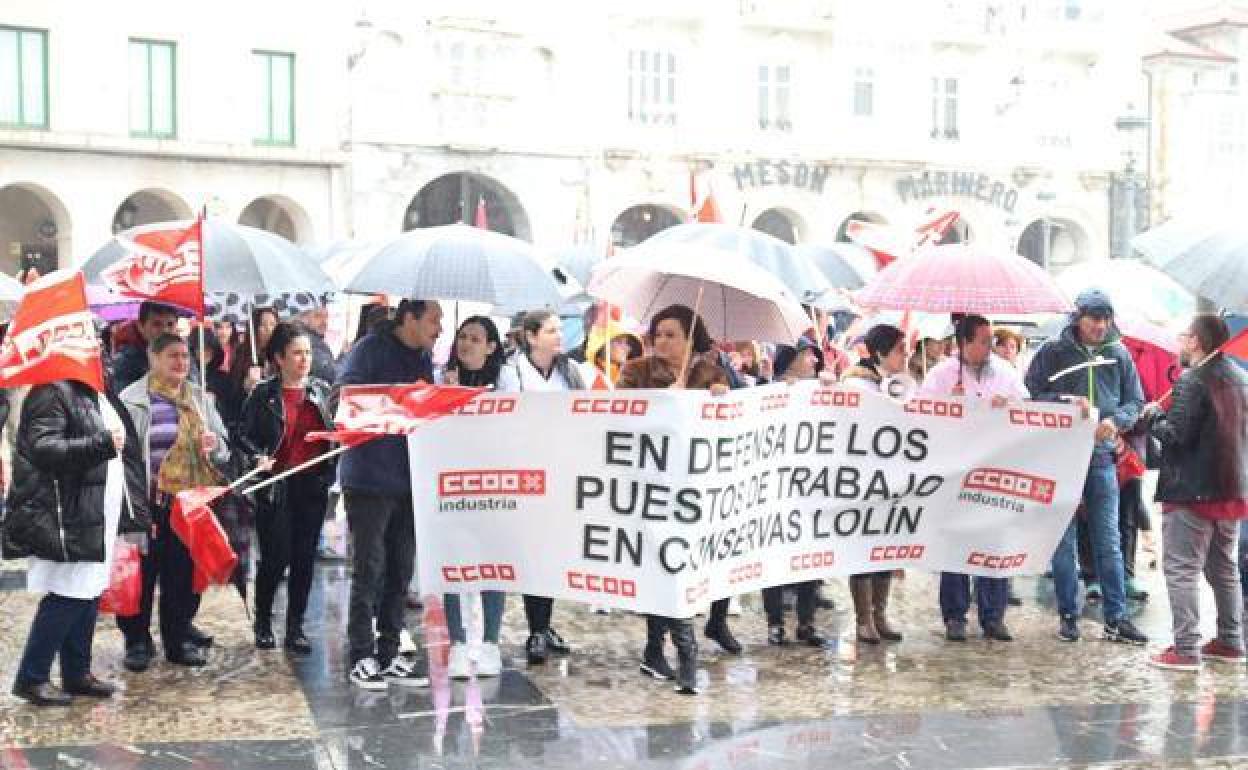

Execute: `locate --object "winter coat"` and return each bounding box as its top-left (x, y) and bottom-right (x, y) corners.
top-left (1149, 355), bottom-right (1248, 505)
top-left (335, 322), bottom-right (434, 496)
top-left (2, 381), bottom-right (150, 562)
top-left (110, 342), bottom-right (149, 395)
top-left (617, 353), bottom-right (729, 391)
top-left (236, 376), bottom-right (337, 486)
top-left (1024, 322), bottom-right (1145, 462)
top-left (497, 351), bottom-right (587, 393)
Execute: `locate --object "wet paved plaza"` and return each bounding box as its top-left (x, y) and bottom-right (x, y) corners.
top-left (1, 559), bottom-right (1247, 769)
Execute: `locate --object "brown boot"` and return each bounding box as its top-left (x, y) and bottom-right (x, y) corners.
top-left (850, 575), bottom-right (880, 644)
top-left (872, 572), bottom-right (903, 642)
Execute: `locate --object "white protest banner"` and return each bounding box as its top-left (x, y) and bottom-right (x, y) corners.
top-left (410, 382), bottom-right (1093, 617)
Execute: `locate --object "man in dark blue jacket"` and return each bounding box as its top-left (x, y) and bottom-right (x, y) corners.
top-left (1025, 289), bottom-right (1148, 646)
top-left (337, 299), bottom-right (442, 690)
top-left (109, 302), bottom-right (179, 394)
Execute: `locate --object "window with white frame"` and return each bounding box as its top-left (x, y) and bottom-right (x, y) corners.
top-left (0, 25), bottom-right (47, 129)
top-left (853, 67), bottom-right (874, 117)
top-left (758, 63), bottom-right (791, 131)
top-left (129, 38), bottom-right (176, 138)
top-left (930, 76), bottom-right (959, 140)
top-left (628, 49), bottom-right (677, 125)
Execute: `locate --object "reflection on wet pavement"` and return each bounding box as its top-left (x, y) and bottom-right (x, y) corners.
top-left (2, 563), bottom-right (1248, 768)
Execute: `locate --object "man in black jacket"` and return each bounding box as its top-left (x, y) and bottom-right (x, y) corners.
top-left (109, 302), bottom-right (179, 394)
top-left (1144, 314), bottom-right (1248, 671)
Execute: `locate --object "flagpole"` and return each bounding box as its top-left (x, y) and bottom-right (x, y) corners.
top-left (242, 445), bottom-right (350, 496)
top-left (197, 209), bottom-right (209, 407)
top-left (676, 283), bottom-right (705, 388)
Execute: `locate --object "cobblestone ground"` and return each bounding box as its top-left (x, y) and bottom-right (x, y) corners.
top-left (1, 553), bottom-right (1247, 769)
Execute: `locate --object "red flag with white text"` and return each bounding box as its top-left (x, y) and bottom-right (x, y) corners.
top-left (0, 270), bottom-right (105, 391)
top-left (307, 383), bottom-right (486, 446)
top-left (102, 217), bottom-right (205, 315)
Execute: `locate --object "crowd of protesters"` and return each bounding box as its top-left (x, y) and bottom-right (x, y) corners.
top-left (2, 284), bottom-right (1246, 705)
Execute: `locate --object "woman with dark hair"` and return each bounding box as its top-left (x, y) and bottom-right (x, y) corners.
top-left (438, 316), bottom-right (508, 679)
top-left (189, 327), bottom-right (234, 420)
top-left (237, 322), bottom-right (336, 653)
top-left (618, 304), bottom-right (736, 695)
top-left (497, 309), bottom-right (587, 665)
top-left (760, 336), bottom-right (832, 647)
top-left (841, 324), bottom-right (909, 644)
top-left (228, 307), bottom-right (280, 401)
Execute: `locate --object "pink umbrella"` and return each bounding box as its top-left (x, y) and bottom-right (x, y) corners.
top-left (855, 243), bottom-right (1073, 315)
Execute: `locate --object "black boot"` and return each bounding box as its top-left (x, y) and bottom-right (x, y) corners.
top-left (525, 633), bottom-right (548, 665)
top-left (640, 616), bottom-right (675, 681)
top-left (672, 621), bottom-right (700, 695)
top-left (254, 617), bottom-right (276, 650)
top-left (254, 572), bottom-right (277, 650)
top-left (284, 623), bottom-right (312, 655)
top-left (704, 600), bottom-right (742, 655)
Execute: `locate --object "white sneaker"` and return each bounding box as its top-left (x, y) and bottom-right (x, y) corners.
top-left (477, 642), bottom-right (503, 677)
top-left (448, 643), bottom-right (473, 680)
top-left (398, 628), bottom-right (419, 656)
top-left (382, 656), bottom-right (430, 687)
top-left (349, 657), bottom-right (387, 691)
top-left (728, 596), bottom-right (742, 616)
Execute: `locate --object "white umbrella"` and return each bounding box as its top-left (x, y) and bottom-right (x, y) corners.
top-left (641, 223), bottom-right (833, 304)
top-left (345, 224), bottom-right (578, 313)
top-left (1055, 259), bottom-right (1194, 324)
top-left (587, 245), bottom-right (811, 345)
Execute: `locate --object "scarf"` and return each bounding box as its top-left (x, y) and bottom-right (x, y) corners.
top-left (150, 377), bottom-right (224, 494)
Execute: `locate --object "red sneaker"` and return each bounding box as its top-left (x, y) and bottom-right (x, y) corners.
top-left (1150, 646), bottom-right (1200, 672)
top-left (1201, 639), bottom-right (1246, 664)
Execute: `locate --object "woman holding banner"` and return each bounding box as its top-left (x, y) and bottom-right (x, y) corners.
top-left (841, 324), bottom-right (909, 645)
top-left (237, 322), bottom-right (336, 654)
top-left (439, 315), bottom-right (508, 678)
top-left (760, 336), bottom-right (834, 647)
top-left (497, 310), bottom-right (587, 665)
top-left (618, 303), bottom-right (735, 695)
top-left (117, 333), bottom-right (232, 670)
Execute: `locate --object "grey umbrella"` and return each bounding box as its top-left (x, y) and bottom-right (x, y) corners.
top-left (793, 242), bottom-right (876, 290)
top-left (345, 224), bottom-right (576, 312)
top-left (82, 218), bottom-right (336, 301)
top-left (641, 223), bottom-right (833, 304)
top-left (1132, 220), bottom-right (1248, 312)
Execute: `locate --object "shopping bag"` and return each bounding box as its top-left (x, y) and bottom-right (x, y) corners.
top-left (171, 487), bottom-right (239, 594)
top-left (99, 540), bottom-right (142, 616)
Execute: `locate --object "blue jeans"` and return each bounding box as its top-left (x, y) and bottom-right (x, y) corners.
top-left (444, 591), bottom-right (505, 644)
top-left (1051, 461), bottom-right (1126, 622)
top-left (940, 573), bottom-right (1009, 627)
top-left (16, 594), bottom-right (99, 686)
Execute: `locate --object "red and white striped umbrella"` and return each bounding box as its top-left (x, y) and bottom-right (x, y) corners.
top-left (855, 243), bottom-right (1072, 315)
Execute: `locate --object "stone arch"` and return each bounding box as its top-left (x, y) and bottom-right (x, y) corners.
top-left (610, 204), bottom-right (684, 249)
top-left (239, 194), bottom-right (314, 244)
top-left (0, 182), bottom-right (72, 275)
top-left (403, 172), bottom-right (532, 242)
top-left (834, 210), bottom-right (888, 242)
top-left (1018, 216), bottom-right (1091, 271)
top-left (751, 207), bottom-right (805, 245)
top-left (112, 188), bottom-right (192, 233)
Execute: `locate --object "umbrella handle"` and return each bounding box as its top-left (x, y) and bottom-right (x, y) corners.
top-left (675, 284), bottom-right (705, 388)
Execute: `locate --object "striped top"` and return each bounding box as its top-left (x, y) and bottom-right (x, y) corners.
top-left (148, 393), bottom-right (180, 487)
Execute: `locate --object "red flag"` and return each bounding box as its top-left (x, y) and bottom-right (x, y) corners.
top-left (171, 486), bottom-right (237, 594)
top-left (102, 217), bottom-right (205, 315)
top-left (845, 219), bottom-right (905, 269)
top-left (1221, 328), bottom-right (1248, 360)
top-left (690, 172), bottom-right (723, 223)
top-left (913, 209), bottom-right (961, 249)
top-left (0, 270), bottom-right (105, 391)
top-left (473, 197), bottom-right (488, 230)
top-left (307, 383), bottom-right (486, 445)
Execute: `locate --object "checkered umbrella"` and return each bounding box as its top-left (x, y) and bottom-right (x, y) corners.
top-left (587, 244), bottom-right (811, 345)
top-left (1132, 219), bottom-right (1248, 313)
top-left (344, 224), bottom-right (576, 313)
top-left (855, 243), bottom-right (1073, 314)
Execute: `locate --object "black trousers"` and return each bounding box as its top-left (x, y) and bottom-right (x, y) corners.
top-left (344, 490), bottom-right (415, 665)
top-left (762, 581), bottom-right (818, 627)
top-left (116, 497), bottom-right (200, 655)
top-left (255, 474), bottom-right (329, 630)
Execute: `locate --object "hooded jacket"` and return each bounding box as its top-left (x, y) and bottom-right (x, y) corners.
top-left (1024, 321), bottom-right (1144, 462)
